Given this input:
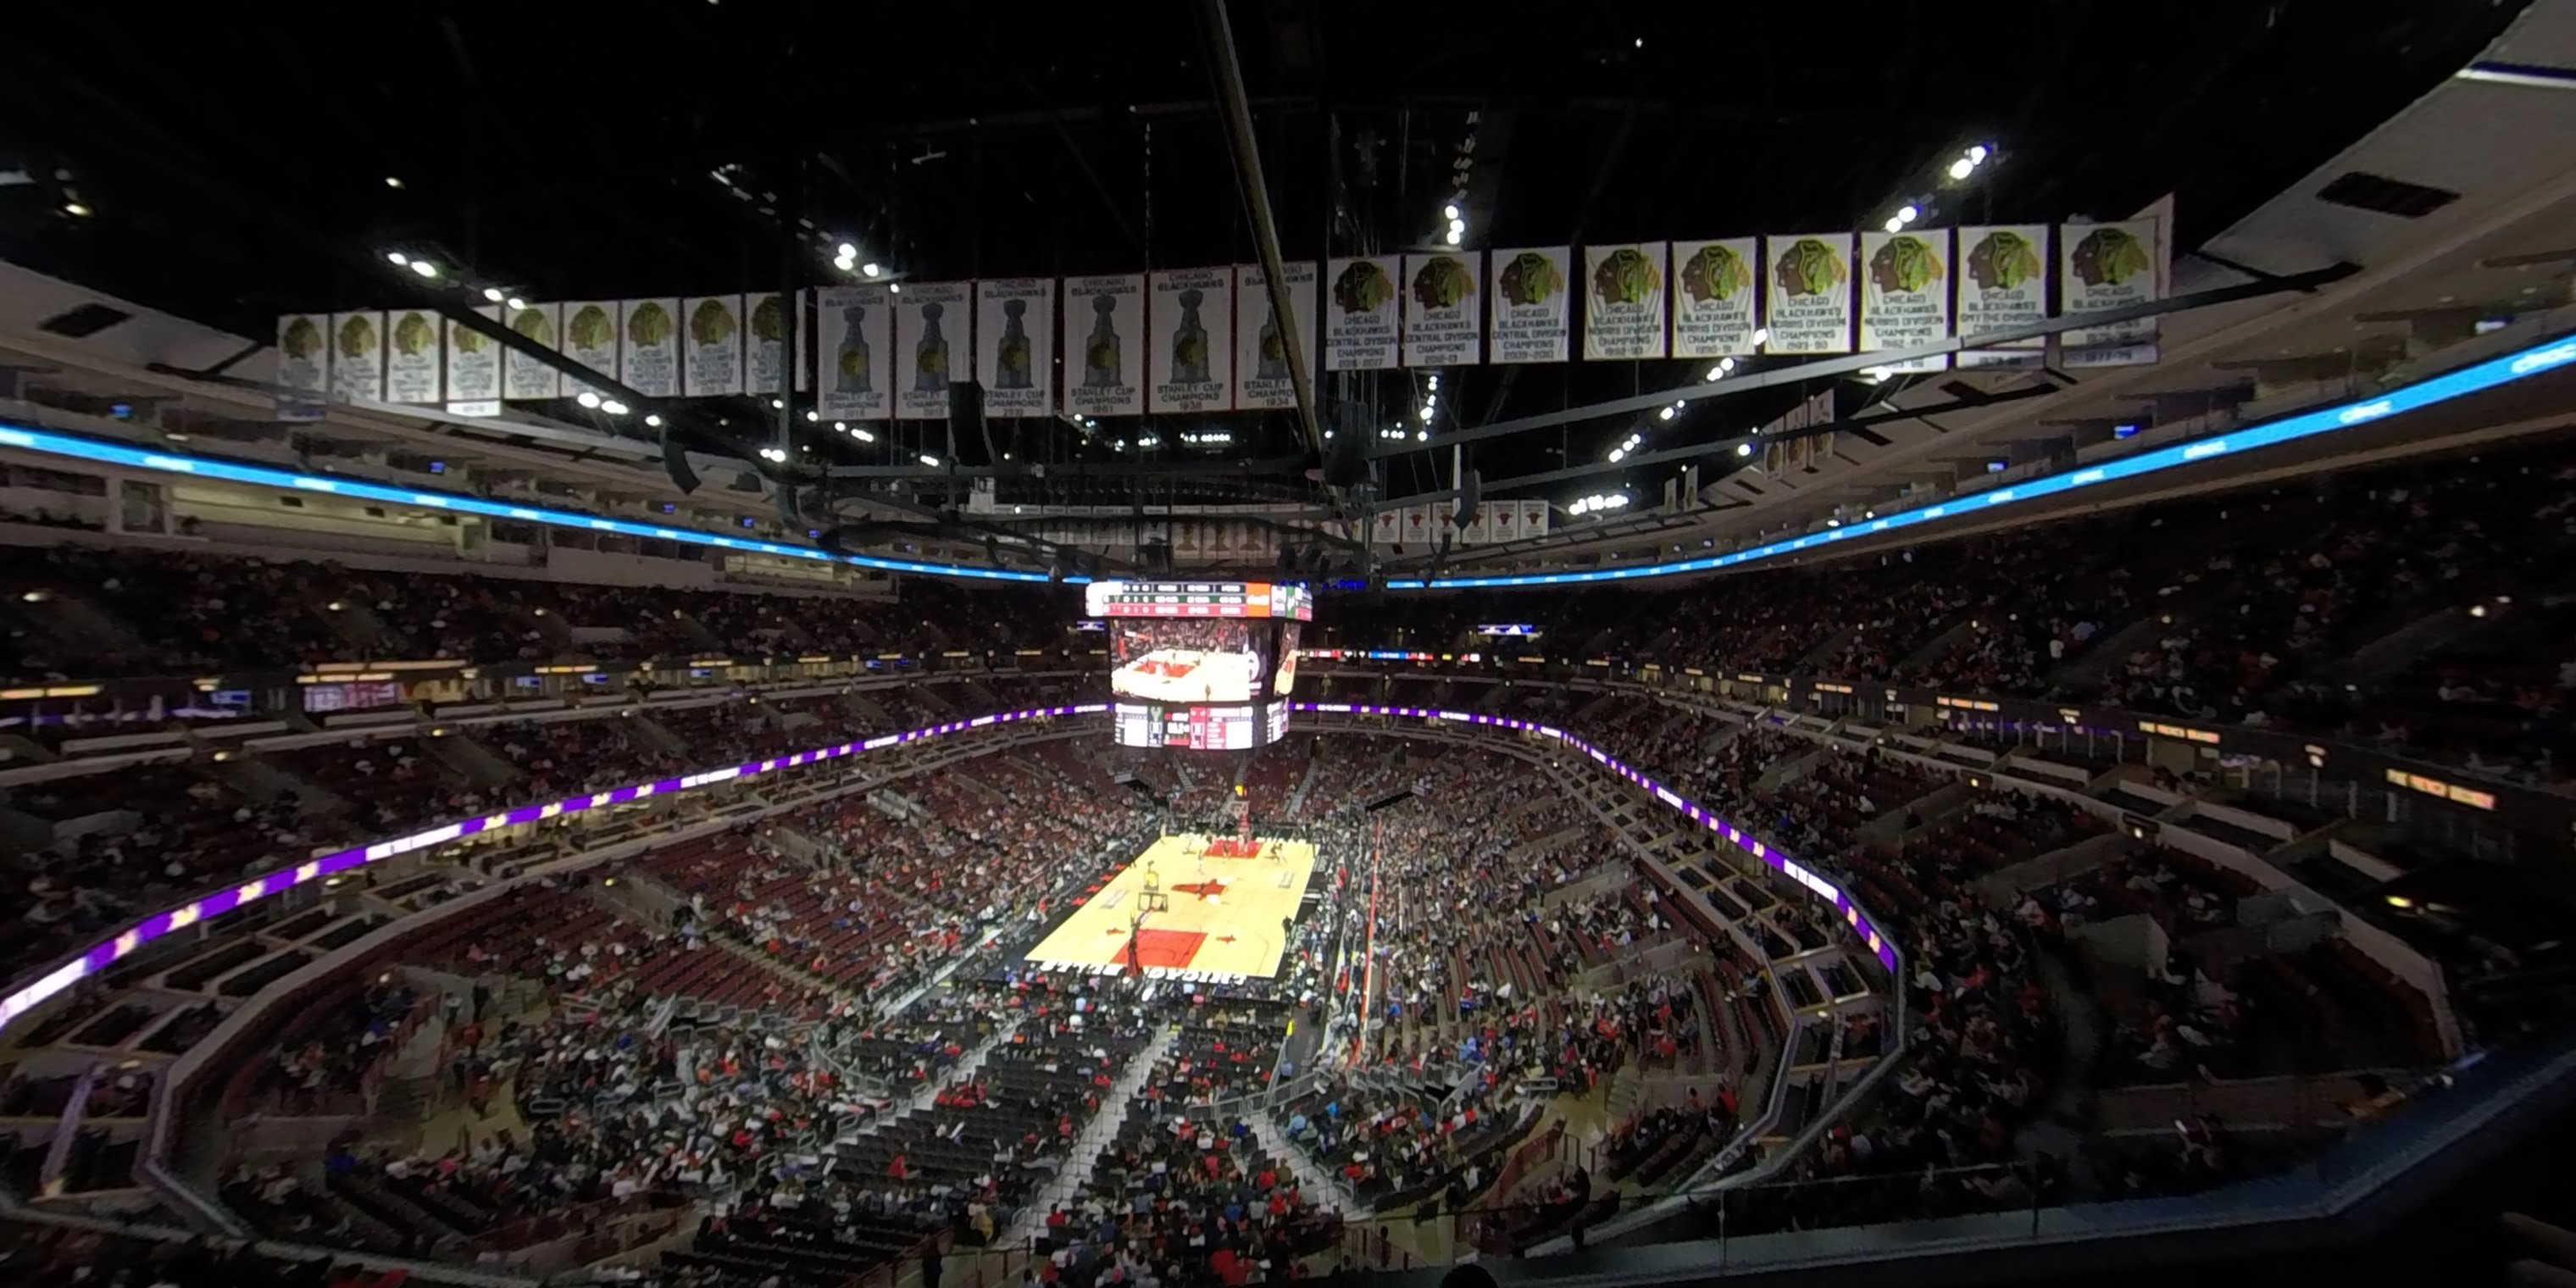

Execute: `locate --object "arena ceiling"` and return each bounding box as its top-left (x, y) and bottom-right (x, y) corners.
top-left (0, 0), bottom-right (2557, 574)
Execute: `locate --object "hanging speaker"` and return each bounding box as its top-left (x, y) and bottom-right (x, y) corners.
top-left (1452, 468), bottom-right (1482, 530)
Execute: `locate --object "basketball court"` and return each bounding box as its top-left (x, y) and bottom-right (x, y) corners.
top-left (1024, 833), bottom-right (1319, 980)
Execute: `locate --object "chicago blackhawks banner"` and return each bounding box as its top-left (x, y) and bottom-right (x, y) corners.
top-left (682, 296), bottom-right (745, 398)
top-left (619, 298), bottom-right (680, 398)
top-left (1234, 262), bottom-right (1317, 412)
top-left (328, 311), bottom-right (385, 405)
top-left (1763, 235), bottom-right (1854, 355)
top-left (975, 278), bottom-right (1056, 418)
top-left (1486, 247), bottom-right (1571, 364)
top-left (560, 302), bottom-right (619, 400)
top-left (503, 303), bottom-right (564, 402)
top-left (815, 284), bottom-right (894, 421)
top-left (1672, 238), bottom-right (1760, 359)
top-left (1582, 242), bottom-right (1668, 361)
top-left (275, 314), bottom-right (327, 420)
top-left (385, 308), bottom-right (443, 404)
top-left (1062, 274), bottom-right (1146, 419)
top-left (1148, 267), bottom-right (1233, 414)
top-left (1324, 255), bottom-right (1400, 371)
top-left (444, 306), bottom-right (503, 417)
top-left (893, 280), bottom-right (971, 420)
top-left (1858, 229), bottom-right (1952, 372)
top-left (1402, 252), bottom-right (1482, 368)
top-left (1956, 226), bottom-right (2050, 367)
top-left (2061, 207), bottom-right (2167, 368)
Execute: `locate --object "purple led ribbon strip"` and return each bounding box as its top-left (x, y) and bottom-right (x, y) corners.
top-left (1291, 702), bottom-right (1899, 973)
top-left (0, 696), bottom-right (1894, 1035)
top-left (0, 704), bottom-right (1108, 1032)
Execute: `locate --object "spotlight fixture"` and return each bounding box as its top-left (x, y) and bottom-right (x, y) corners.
top-left (506, 296), bottom-right (528, 311)
top-left (919, 453), bottom-right (941, 467)
top-left (863, 263), bottom-right (881, 277)
top-left (385, 176), bottom-right (404, 189)
top-left (644, 414), bottom-right (663, 427)
top-left (601, 399), bottom-right (630, 415)
top-left (410, 259), bottom-right (439, 279)
top-left (385, 252), bottom-right (408, 266)
top-left (575, 391), bottom-right (602, 408)
top-left (481, 286), bottom-right (505, 303)
top-left (63, 201), bottom-right (92, 217)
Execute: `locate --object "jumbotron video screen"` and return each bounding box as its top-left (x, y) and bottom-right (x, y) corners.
top-left (1085, 580), bottom-right (1309, 751)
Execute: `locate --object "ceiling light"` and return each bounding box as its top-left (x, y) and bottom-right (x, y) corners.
top-left (386, 252), bottom-right (409, 266)
top-left (1443, 204), bottom-right (1460, 221)
top-left (385, 176), bottom-right (404, 189)
top-left (1883, 216), bottom-right (1904, 233)
top-left (854, 428), bottom-right (875, 442)
top-left (575, 391), bottom-right (602, 408)
top-left (770, 398), bottom-right (785, 409)
top-left (1947, 158), bottom-right (1975, 180)
top-left (1657, 408), bottom-right (1674, 421)
top-left (919, 453), bottom-right (941, 467)
top-left (62, 202), bottom-right (92, 217)
top-left (1608, 448), bottom-right (1626, 462)
top-left (478, 286), bottom-right (501, 303)
top-left (1704, 366), bottom-right (1724, 381)
top-left (1827, 518), bottom-right (1840, 527)
top-left (863, 263), bottom-right (880, 277)
top-left (1427, 375), bottom-right (1440, 390)
top-left (1448, 218), bottom-right (1466, 234)
top-left (1443, 228), bottom-right (1463, 246)
top-left (1751, 328), bottom-right (1769, 346)
top-left (1968, 144), bottom-right (1990, 163)
top-left (833, 256), bottom-right (855, 272)
top-left (1897, 204), bottom-right (1919, 224)
top-left (602, 400), bottom-right (630, 415)
top-left (410, 260), bottom-right (439, 278)
top-left (838, 242), bottom-right (857, 258)
top-left (888, 282), bottom-right (901, 293)
top-left (805, 409), bottom-right (820, 422)
top-left (645, 414), bottom-right (663, 427)
top-left (506, 296), bottom-right (528, 311)
top-left (1416, 430), bottom-right (1429, 441)
top-left (1736, 442), bottom-right (1754, 457)
top-left (1720, 357), bottom-right (1736, 371)
top-left (834, 421), bottom-right (847, 432)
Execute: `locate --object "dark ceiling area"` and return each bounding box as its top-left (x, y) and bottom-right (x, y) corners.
top-left (0, 0), bottom-right (2528, 514)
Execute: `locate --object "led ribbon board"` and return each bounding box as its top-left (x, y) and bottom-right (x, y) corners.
top-left (0, 698), bottom-right (1893, 1036)
top-left (1387, 333), bottom-right (2576, 589)
top-left (8, 336), bottom-right (2567, 590)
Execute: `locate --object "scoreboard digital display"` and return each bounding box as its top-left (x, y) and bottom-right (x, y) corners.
top-left (1113, 699), bottom-right (1289, 751)
top-left (1084, 580), bottom-right (1313, 621)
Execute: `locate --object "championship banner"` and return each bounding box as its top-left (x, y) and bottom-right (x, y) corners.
top-left (815, 284), bottom-right (894, 421)
top-left (1063, 274), bottom-right (1146, 419)
top-left (1762, 234), bottom-right (1855, 354)
top-left (1582, 242), bottom-right (1668, 361)
top-left (619, 298), bottom-right (681, 398)
top-left (329, 312), bottom-right (385, 405)
top-left (975, 278), bottom-right (1057, 418)
top-left (385, 308), bottom-right (443, 404)
top-left (1324, 255), bottom-right (1400, 371)
top-left (2061, 208), bottom-right (2166, 368)
top-left (1487, 247), bottom-right (1571, 364)
top-left (1955, 225), bottom-right (2050, 367)
top-left (1858, 229), bottom-right (1952, 372)
top-left (1672, 238), bottom-right (1760, 358)
top-left (444, 306), bottom-right (503, 417)
top-left (1371, 508), bottom-right (1400, 546)
top-left (893, 280), bottom-right (970, 420)
top-left (1148, 266), bottom-right (1234, 414)
top-left (561, 302), bottom-right (619, 400)
top-left (1402, 503), bottom-right (1438, 551)
top-left (1402, 252), bottom-right (1482, 368)
top-left (503, 303), bottom-right (564, 402)
top-left (275, 314), bottom-right (327, 420)
top-left (682, 296), bottom-right (745, 398)
top-left (1517, 497), bottom-right (1549, 538)
top-left (1234, 262), bottom-right (1317, 411)
top-left (742, 293), bottom-right (797, 397)
top-left (1489, 502), bottom-right (1519, 544)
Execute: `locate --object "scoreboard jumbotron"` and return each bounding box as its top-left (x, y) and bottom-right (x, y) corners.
top-left (1088, 580), bottom-right (1308, 751)
top-left (1083, 580), bottom-right (1313, 621)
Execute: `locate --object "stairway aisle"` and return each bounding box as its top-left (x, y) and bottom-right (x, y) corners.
top-left (851, 1017), bottom-right (1024, 1141)
top-left (1001, 1022), bottom-right (1179, 1246)
top-left (1250, 1112), bottom-right (1352, 1213)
